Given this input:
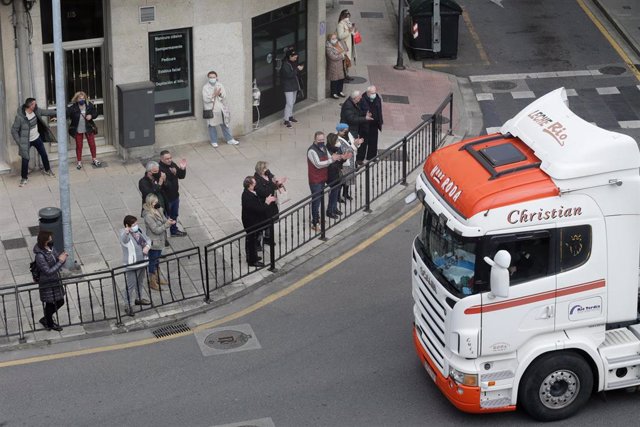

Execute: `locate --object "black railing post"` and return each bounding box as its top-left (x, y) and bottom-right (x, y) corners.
top-left (448, 94), bottom-right (453, 135)
top-left (401, 137), bottom-right (408, 186)
top-left (320, 186), bottom-right (327, 240)
top-left (431, 113), bottom-right (438, 153)
top-left (15, 285), bottom-right (26, 343)
top-left (364, 162), bottom-right (372, 213)
top-left (268, 220), bottom-right (277, 271)
top-left (111, 270), bottom-right (123, 327)
top-left (204, 246), bottom-right (211, 303)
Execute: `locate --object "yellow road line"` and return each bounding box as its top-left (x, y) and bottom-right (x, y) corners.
top-left (461, 8), bottom-right (490, 66)
top-left (0, 205), bottom-right (422, 369)
top-left (577, 0), bottom-right (640, 82)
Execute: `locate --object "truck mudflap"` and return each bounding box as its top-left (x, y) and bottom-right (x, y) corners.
top-left (412, 325), bottom-right (516, 414)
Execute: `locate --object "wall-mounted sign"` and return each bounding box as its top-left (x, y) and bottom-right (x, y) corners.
top-left (148, 27), bottom-right (193, 119)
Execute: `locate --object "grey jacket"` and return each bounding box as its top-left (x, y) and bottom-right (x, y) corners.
top-left (120, 228), bottom-right (151, 270)
top-left (142, 209), bottom-right (170, 250)
top-left (33, 244), bottom-right (66, 303)
top-left (11, 106), bottom-right (57, 160)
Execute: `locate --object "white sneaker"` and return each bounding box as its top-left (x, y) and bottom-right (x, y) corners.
top-left (211, 142), bottom-right (219, 148)
top-left (19, 178), bottom-right (28, 187)
top-left (227, 139), bottom-right (240, 145)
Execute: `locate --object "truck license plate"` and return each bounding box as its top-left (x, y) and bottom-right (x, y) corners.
top-left (424, 361), bottom-right (436, 383)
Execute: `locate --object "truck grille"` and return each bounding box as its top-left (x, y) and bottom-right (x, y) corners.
top-left (413, 250), bottom-right (450, 375)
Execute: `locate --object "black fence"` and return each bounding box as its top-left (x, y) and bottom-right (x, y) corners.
top-left (0, 93), bottom-right (453, 342)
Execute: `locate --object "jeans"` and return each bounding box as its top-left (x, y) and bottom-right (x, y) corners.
top-left (167, 198), bottom-right (180, 235)
top-left (74, 132), bottom-right (97, 161)
top-left (309, 182), bottom-right (325, 225)
top-left (284, 91), bottom-right (297, 121)
top-left (21, 136), bottom-right (51, 179)
top-left (147, 249), bottom-right (162, 274)
top-left (124, 268), bottom-right (148, 305)
top-left (330, 79), bottom-right (345, 96)
top-left (208, 123), bottom-right (233, 144)
top-left (328, 183), bottom-right (341, 215)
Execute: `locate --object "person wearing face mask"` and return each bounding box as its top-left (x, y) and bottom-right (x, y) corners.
top-left (138, 161), bottom-right (168, 216)
top-left (337, 9), bottom-right (355, 82)
top-left (280, 49), bottom-right (304, 128)
top-left (67, 91), bottom-right (101, 170)
top-left (11, 97), bottom-right (57, 187)
top-left (335, 123), bottom-right (363, 202)
top-left (358, 86), bottom-right (384, 162)
top-left (325, 33), bottom-right (346, 99)
top-left (142, 193), bottom-right (175, 290)
top-left (120, 215), bottom-right (152, 316)
top-left (33, 230), bottom-right (68, 331)
top-left (202, 71), bottom-right (240, 148)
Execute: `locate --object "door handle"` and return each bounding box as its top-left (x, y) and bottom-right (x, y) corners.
top-left (537, 305), bottom-right (554, 319)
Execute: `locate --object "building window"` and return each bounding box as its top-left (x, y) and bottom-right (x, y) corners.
top-left (148, 28), bottom-right (193, 120)
top-left (40, 0), bottom-right (104, 44)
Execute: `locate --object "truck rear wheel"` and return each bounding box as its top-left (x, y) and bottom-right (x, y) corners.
top-left (518, 352), bottom-right (593, 421)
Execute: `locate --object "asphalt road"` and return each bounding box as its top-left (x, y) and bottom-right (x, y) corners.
top-left (1, 204), bottom-right (640, 426)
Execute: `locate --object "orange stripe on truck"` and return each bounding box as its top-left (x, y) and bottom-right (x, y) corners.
top-left (464, 279), bottom-right (606, 315)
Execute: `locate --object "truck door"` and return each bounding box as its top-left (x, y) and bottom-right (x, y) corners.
top-left (478, 230), bottom-right (556, 355)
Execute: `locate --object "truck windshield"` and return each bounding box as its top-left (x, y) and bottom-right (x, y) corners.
top-left (416, 205), bottom-right (481, 298)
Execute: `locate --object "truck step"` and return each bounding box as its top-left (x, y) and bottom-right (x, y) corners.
top-left (605, 355), bottom-right (640, 370)
top-left (606, 377), bottom-right (640, 390)
top-left (481, 397), bottom-right (511, 409)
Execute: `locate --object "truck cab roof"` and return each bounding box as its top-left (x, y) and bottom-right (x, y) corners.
top-left (423, 88), bottom-right (640, 219)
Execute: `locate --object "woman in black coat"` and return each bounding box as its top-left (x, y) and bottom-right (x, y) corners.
top-left (253, 161), bottom-right (288, 245)
top-left (33, 230), bottom-right (68, 331)
top-left (67, 91), bottom-right (101, 170)
top-left (326, 133), bottom-right (345, 219)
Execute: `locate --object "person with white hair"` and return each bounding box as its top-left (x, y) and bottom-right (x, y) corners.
top-left (339, 90), bottom-right (373, 164)
top-left (358, 85), bottom-right (384, 162)
top-left (138, 160), bottom-right (167, 215)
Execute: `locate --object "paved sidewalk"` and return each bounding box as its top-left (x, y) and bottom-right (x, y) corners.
top-left (593, 0), bottom-right (640, 60)
top-left (0, 0), bottom-right (465, 289)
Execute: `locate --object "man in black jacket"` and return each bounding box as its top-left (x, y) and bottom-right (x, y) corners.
top-left (358, 86), bottom-right (384, 162)
top-left (340, 90), bottom-right (373, 164)
top-left (138, 161), bottom-right (167, 214)
top-left (241, 176), bottom-right (277, 268)
top-left (280, 49), bottom-right (304, 128)
top-left (159, 150), bottom-right (187, 237)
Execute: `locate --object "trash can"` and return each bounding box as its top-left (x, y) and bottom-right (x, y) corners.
top-left (405, 0), bottom-right (462, 59)
top-left (39, 207), bottom-right (64, 254)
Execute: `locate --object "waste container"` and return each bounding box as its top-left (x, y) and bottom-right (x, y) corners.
top-left (39, 207), bottom-right (64, 254)
top-left (405, 0), bottom-right (462, 59)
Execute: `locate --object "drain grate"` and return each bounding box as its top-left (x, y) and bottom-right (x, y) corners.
top-left (152, 322), bottom-right (191, 338)
top-left (1, 237), bottom-right (27, 250)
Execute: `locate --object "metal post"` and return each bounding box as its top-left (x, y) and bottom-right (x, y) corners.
top-left (432, 0), bottom-right (441, 54)
top-left (448, 94), bottom-right (453, 135)
top-left (204, 247), bottom-right (211, 303)
top-left (15, 285), bottom-right (26, 343)
top-left (320, 188), bottom-right (327, 241)
top-left (394, 0), bottom-right (406, 70)
top-left (14, 0), bottom-right (31, 102)
top-left (111, 272), bottom-right (123, 326)
top-left (268, 221), bottom-right (277, 272)
top-left (431, 114), bottom-right (438, 154)
top-left (364, 163), bottom-right (372, 213)
top-left (401, 137), bottom-right (408, 186)
top-left (52, 0), bottom-right (75, 268)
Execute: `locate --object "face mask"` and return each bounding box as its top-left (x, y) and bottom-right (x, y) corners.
top-left (330, 39), bottom-right (338, 45)
top-left (209, 78), bottom-right (217, 85)
top-left (152, 172), bottom-right (161, 180)
top-left (78, 99), bottom-right (86, 105)
top-left (46, 240), bottom-right (54, 249)
top-left (153, 203), bottom-right (161, 210)
top-left (130, 225), bottom-right (139, 233)
top-left (369, 94), bottom-right (377, 100)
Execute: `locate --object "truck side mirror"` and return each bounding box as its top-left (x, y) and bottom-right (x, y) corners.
top-left (484, 250), bottom-right (511, 298)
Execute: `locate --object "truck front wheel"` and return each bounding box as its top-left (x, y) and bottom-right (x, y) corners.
top-left (518, 352), bottom-right (593, 421)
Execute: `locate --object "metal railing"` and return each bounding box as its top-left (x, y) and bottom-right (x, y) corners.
top-left (0, 93), bottom-right (453, 342)
top-left (204, 93), bottom-right (454, 297)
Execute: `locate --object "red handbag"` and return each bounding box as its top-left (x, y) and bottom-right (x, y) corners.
top-left (353, 31), bottom-right (362, 44)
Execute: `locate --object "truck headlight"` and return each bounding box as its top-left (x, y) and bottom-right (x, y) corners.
top-left (449, 367), bottom-right (478, 387)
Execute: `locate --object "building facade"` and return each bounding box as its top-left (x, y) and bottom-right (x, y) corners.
top-left (0, 0), bottom-right (327, 170)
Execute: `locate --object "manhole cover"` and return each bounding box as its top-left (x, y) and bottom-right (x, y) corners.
top-left (599, 65), bottom-right (626, 75)
top-left (488, 80), bottom-right (517, 90)
top-left (204, 329), bottom-right (252, 350)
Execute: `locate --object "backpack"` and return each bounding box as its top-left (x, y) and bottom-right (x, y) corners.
top-left (30, 260), bottom-right (40, 282)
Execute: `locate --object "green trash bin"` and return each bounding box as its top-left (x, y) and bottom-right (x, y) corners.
top-left (405, 0), bottom-right (462, 59)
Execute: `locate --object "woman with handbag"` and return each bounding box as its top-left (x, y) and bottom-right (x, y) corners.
top-left (202, 71), bottom-right (240, 148)
top-left (33, 230), bottom-right (68, 331)
top-left (337, 9), bottom-right (355, 82)
top-left (67, 91), bottom-right (101, 170)
top-left (326, 33), bottom-right (346, 99)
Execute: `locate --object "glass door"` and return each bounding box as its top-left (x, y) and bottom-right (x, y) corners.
top-left (252, 1), bottom-right (307, 121)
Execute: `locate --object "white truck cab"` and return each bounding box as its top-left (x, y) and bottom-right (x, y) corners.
top-left (410, 88), bottom-right (640, 421)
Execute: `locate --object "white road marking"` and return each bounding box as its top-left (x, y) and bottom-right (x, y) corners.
top-left (512, 91), bottom-right (536, 99)
top-left (619, 120), bottom-right (640, 128)
top-left (470, 69), bottom-right (602, 82)
top-left (486, 127), bottom-right (502, 134)
top-left (476, 93), bottom-right (494, 101)
top-left (596, 87), bottom-right (621, 95)
top-left (565, 88), bottom-right (579, 97)
top-left (488, 0), bottom-right (504, 7)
